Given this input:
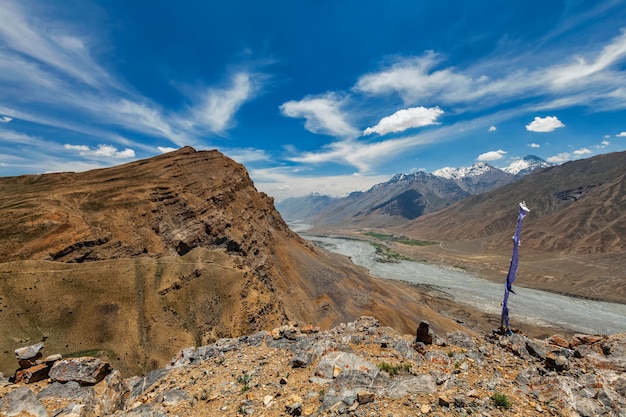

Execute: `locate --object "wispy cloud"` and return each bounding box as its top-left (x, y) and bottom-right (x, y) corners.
top-left (0, 0), bottom-right (264, 160)
top-left (191, 72), bottom-right (261, 134)
top-left (526, 116), bottom-right (565, 132)
top-left (363, 106), bottom-right (444, 136)
top-left (528, 143), bottom-right (540, 148)
top-left (616, 132), bottom-right (626, 137)
top-left (488, 125), bottom-right (496, 132)
top-left (353, 29), bottom-right (626, 113)
top-left (280, 93), bottom-right (359, 138)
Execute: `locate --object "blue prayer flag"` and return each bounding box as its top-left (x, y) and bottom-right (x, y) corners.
top-left (501, 202), bottom-right (530, 332)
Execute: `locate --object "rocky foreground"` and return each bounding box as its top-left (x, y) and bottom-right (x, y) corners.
top-left (1, 316), bottom-right (626, 417)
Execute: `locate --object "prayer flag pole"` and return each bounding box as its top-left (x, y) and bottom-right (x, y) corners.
top-left (500, 201), bottom-right (530, 334)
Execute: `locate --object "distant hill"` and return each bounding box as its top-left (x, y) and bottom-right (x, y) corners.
top-left (275, 193), bottom-right (338, 221)
top-left (279, 156), bottom-right (550, 229)
top-left (0, 147), bottom-right (462, 376)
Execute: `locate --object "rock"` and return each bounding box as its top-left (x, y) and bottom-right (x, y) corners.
top-left (14, 342), bottom-right (45, 360)
top-left (37, 380), bottom-right (94, 402)
top-left (525, 338), bottom-right (549, 360)
top-left (44, 353), bottom-right (63, 363)
top-left (446, 331), bottom-right (476, 351)
top-left (53, 402), bottom-right (85, 417)
top-left (96, 370), bottom-right (129, 416)
top-left (548, 334), bottom-right (570, 349)
top-left (129, 368), bottom-right (170, 399)
top-left (290, 351), bottom-right (312, 368)
top-left (424, 350), bottom-right (450, 366)
top-left (312, 351), bottom-right (377, 382)
top-left (420, 403), bottom-right (431, 413)
top-left (438, 395), bottom-right (451, 407)
top-left (155, 389), bottom-right (189, 406)
top-left (0, 386), bottom-right (48, 417)
top-left (545, 353), bottom-right (569, 372)
top-left (300, 324), bottom-right (320, 334)
top-left (13, 363), bottom-right (50, 384)
top-left (49, 357), bottom-right (111, 385)
top-left (357, 390), bottom-right (375, 404)
top-left (285, 394), bottom-right (303, 416)
top-left (415, 321), bottom-right (433, 345)
top-left (385, 374), bottom-right (437, 398)
top-left (15, 343), bottom-right (45, 368)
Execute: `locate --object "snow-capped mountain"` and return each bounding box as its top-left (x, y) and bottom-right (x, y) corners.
top-left (433, 161), bottom-right (499, 180)
top-left (277, 156), bottom-right (551, 228)
top-left (502, 155), bottom-right (554, 176)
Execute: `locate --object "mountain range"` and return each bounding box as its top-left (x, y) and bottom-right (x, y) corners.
top-left (390, 150), bottom-right (626, 303)
top-left (277, 155), bottom-right (552, 228)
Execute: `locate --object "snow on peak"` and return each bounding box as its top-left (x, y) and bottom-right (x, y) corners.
top-left (433, 162), bottom-right (495, 179)
top-left (503, 155), bottom-right (553, 175)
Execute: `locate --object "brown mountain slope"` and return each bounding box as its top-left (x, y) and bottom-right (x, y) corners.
top-left (0, 147), bottom-right (467, 376)
top-left (391, 151), bottom-right (626, 302)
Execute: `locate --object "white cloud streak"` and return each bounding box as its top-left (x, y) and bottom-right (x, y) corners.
top-left (616, 132), bottom-right (626, 137)
top-left (280, 93), bottom-right (359, 138)
top-left (363, 106), bottom-right (444, 136)
top-left (526, 116), bottom-right (565, 132)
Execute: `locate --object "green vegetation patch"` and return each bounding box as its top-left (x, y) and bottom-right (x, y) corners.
top-left (377, 361), bottom-right (412, 376)
top-left (363, 231), bottom-right (437, 246)
top-left (370, 242), bottom-right (413, 262)
top-left (491, 393), bottom-right (512, 409)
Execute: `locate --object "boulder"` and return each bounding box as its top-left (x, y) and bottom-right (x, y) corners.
top-left (415, 321), bottom-right (433, 345)
top-left (49, 357), bottom-right (111, 385)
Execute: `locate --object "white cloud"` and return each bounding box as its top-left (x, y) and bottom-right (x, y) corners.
top-left (157, 146), bottom-right (178, 154)
top-left (363, 106), bottom-right (443, 136)
top-left (354, 51), bottom-right (480, 105)
top-left (546, 30), bottom-right (626, 88)
top-left (598, 140), bottom-right (610, 147)
top-left (547, 153), bottom-right (571, 163)
top-left (616, 132), bottom-right (626, 137)
top-left (573, 147), bottom-right (592, 156)
top-left (64, 144), bottom-right (135, 159)
top-left (488, 125), bottom-right (496, 132)
top-left (526, 116), bottom-right (565, 132)
top-left (528, 143), bottom-right (540, 148)
top-left (0, 116), bottom-right (12, 123)
top-left (193, 72), bottom-right (259, 133)
top-left (476, 149), bottom-right (507, 161)
top-left (280, 93), bottom-right (359, 138)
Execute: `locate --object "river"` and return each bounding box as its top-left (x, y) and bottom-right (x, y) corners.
top-left (301, 233), bottom-right (626, 335)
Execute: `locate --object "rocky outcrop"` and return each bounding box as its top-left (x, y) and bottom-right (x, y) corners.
top-left (2, 317), bottom-right (625, 416)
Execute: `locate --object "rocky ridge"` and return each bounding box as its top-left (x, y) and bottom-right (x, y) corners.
top-left (2, 316), bottom-right (625, 417)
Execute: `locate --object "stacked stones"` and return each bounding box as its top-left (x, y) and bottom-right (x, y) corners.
top-left (11, 343), bottom-right (111, 386)
top-left (13, 343), bottom-right (60, 384)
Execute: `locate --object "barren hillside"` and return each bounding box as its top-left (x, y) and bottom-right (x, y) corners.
top-left (0, 147), bottom-right (466, 376)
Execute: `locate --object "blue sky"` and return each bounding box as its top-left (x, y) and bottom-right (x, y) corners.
top-left (1, 0), bottom-right (626, 201)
